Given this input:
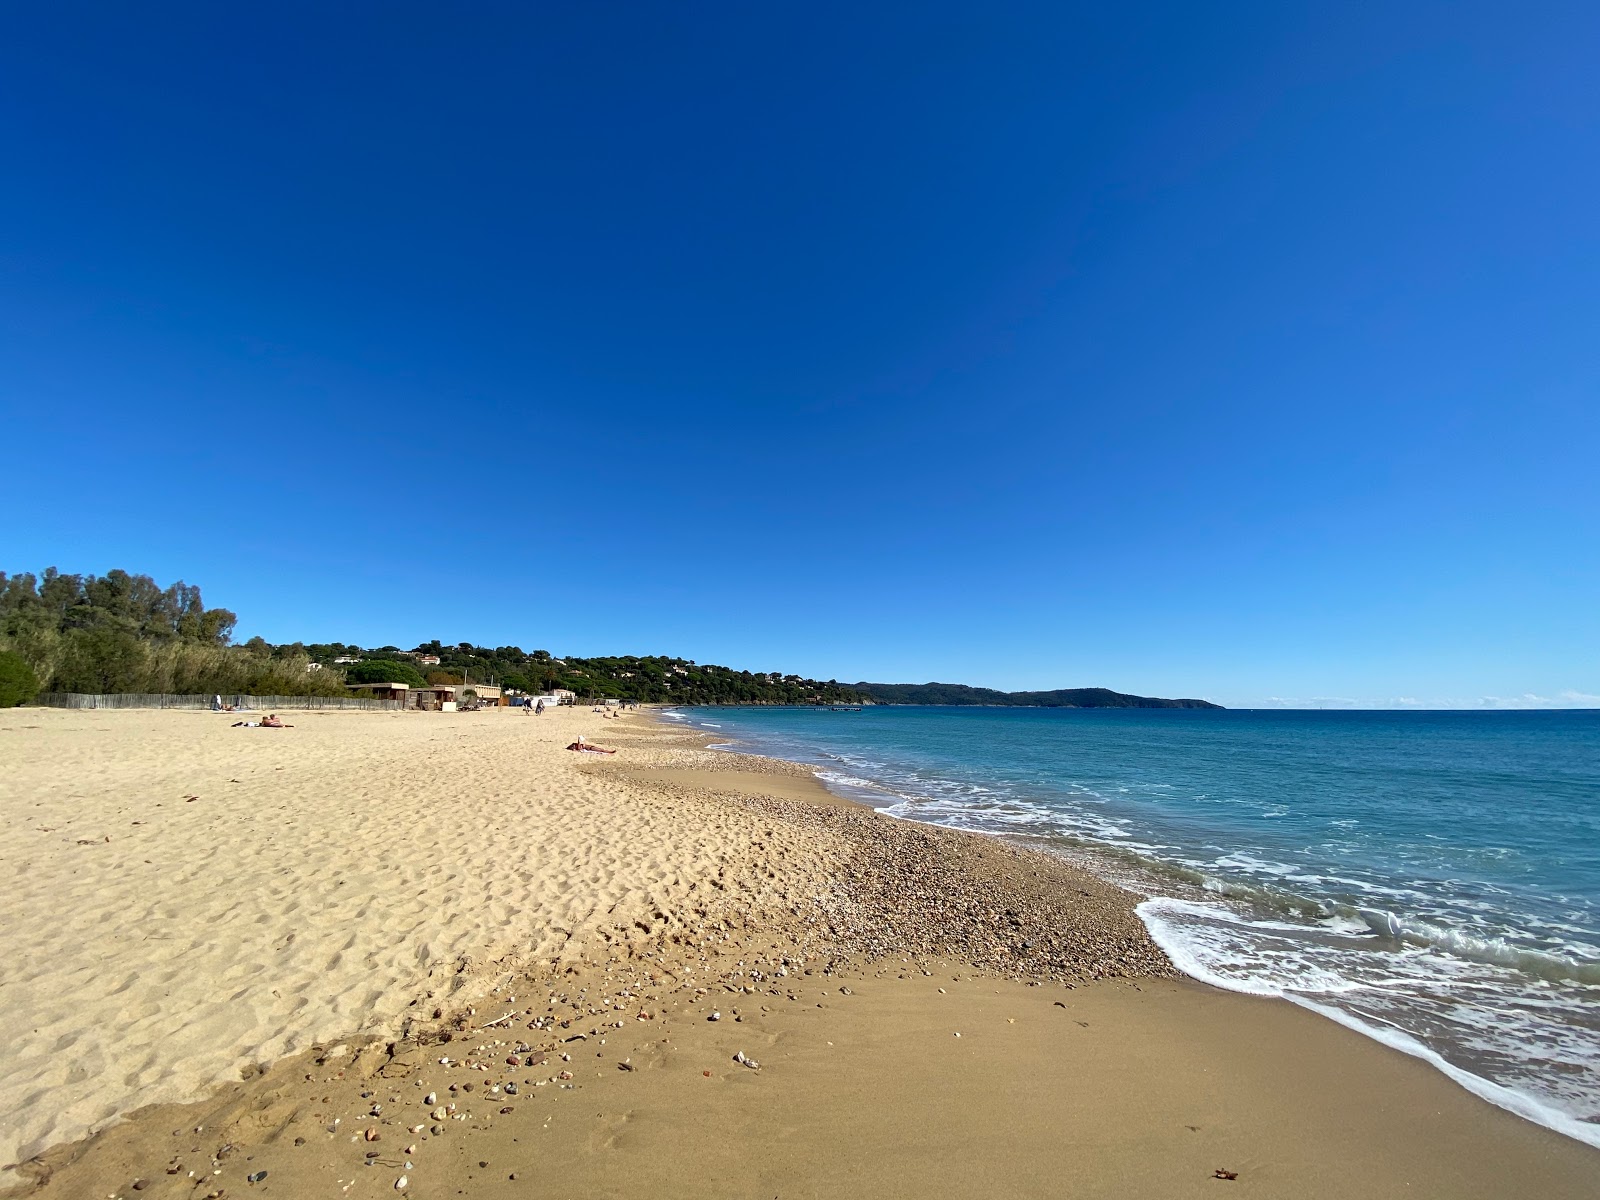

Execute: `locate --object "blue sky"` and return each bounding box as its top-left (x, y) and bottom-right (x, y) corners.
top-left (3, 2), bottom-right (1596, 708)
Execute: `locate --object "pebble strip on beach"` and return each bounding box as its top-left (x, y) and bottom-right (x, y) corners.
top-left (592, 724), bottom-right (1174, 986)
top-left (10, 717), bottom-right (1172, 1199)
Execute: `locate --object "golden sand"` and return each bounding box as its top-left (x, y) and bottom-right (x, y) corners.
top-left (2, 706), bottom-right (1596, 1199)
top-left (0, 706), bottom-right (839, 1187)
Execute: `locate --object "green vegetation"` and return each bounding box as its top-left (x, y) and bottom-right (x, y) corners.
top-left (3, 566), bottom-right (1216, 710)
top-left (382, 642), bottom-right (868, 705)
top-left (0, 568), bottom-right (350, 697)
top-left (345, 659), bottom-right (426, 687)
top-left (0, 649), bottom-right (39, 707)
top-left (853, 682), bottom-right (1222, 709)
top-left (0, 566), bottom-right (870, 705)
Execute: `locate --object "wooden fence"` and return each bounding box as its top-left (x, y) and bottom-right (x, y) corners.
top-left (38, 693), bottom-right (401, 712)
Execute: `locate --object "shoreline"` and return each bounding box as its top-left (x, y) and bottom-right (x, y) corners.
top-left (674, 705), bottom-right (1600, 1153)
top-left (2, 706), bottom-right (1596, 1197)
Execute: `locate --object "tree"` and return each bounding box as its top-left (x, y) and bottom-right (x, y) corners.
top-left (346, 659), bottom-right (426, 687)
top-left (0, 650), bottom-right (39, 707)
top-left (54, 626), bottom-right (149, 693)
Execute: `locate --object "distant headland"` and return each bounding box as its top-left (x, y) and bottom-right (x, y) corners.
top-left (0, 567), bottom-right (1220, 711)
top-left (853, 682), bottom-right (1223, 709)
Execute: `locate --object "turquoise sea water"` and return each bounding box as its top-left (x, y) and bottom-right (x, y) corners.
top-left (666, 706), bottom-right (1600, 1147)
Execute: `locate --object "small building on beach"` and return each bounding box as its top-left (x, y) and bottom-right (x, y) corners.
top-left (345, 682), bottom-right (410, 701)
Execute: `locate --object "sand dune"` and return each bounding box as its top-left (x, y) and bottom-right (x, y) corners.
top-left (0, 707), bottom-right (839, 1184)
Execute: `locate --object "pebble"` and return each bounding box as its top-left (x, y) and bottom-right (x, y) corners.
top-left (728, 786), bottom-right (1175, 985)
top-left (87, 751), bottom-right (1174, 1200)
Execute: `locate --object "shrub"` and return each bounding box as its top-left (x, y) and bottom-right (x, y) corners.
top-left (0, 650), bottom-right (40, 707)
top-left (345, 658), bottom-right (427, 687)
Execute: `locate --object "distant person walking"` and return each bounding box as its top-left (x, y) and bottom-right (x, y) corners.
top-left (535, 698), bottom-right (545, 716)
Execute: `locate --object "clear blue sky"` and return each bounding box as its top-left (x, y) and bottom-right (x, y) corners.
top-left (4, 2), bottom-right (1597, 708)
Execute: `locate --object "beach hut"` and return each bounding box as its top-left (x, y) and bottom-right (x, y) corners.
top-left (345, 682), bottom-right (410, 702)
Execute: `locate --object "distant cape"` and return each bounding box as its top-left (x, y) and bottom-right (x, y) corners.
top-left (853, 682), bottom-right (1223, 709)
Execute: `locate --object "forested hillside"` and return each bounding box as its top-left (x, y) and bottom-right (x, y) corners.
top-left (0, 567), bottom-right (868, 705)
top-left (2, 567), bottom-right (1211, 709)
top-left (326, 640), bottom-right (868, 705)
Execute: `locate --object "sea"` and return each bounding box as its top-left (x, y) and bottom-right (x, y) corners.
top-left (663, 705), bottom-right (1600, 1148)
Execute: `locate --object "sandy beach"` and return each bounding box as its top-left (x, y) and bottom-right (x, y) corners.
top-left (2, 705), bottom-right (1596, 1199)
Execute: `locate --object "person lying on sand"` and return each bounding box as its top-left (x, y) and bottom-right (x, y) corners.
top-left (566, 740), bottom-right (616, 754)
top-left (232, 715), bottom-right (294, 728)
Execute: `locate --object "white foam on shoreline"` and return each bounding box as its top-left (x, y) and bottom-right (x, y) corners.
top-left (673, 707), bottom-right (1600, 1153)
top-left (1137, 896), bottom-right (1600, 1150)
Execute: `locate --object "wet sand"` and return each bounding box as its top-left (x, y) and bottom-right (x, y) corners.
top-left (2, 706), bottom-right (1596, 1198)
